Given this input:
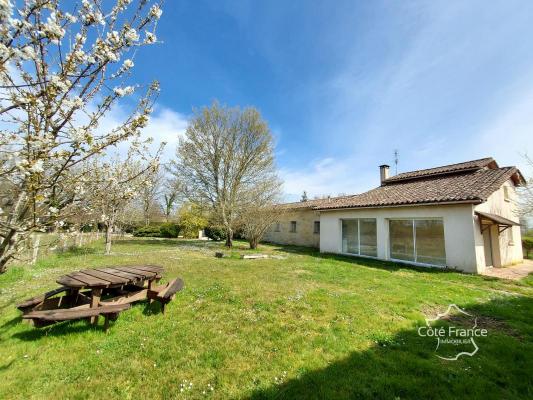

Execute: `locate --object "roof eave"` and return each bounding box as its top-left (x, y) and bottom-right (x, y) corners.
top-left (315, 199), bottom-right (483, 211)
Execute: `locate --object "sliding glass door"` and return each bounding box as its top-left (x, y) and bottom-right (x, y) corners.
top-left (415, 220), bottom-right (446, 265)
top-left (389, 219), bottom-right (446, 266)
top-left (389, 220), bottom-right (414, 261)
top-left (342, 219), bottom-right (377, 257)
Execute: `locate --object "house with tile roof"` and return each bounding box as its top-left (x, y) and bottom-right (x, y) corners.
top-left (263, 157), bottom-right (525, 273)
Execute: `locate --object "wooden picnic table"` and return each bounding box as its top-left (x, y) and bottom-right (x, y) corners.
top-left (55, 265), bottom-right (164, 323)
top-left (19, 265), bottom-right (184, 330)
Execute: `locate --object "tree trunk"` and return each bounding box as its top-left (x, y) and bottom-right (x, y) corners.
top-left (225, 227), bottom-right (233, 248)
top-left (31, 235), bottom-right (41, 265)
top-left (249, 237), bottom-right (258, 249)
top-left (0, 257), bottom-right (8, 274)
top-left (105, 224), bottom-right (112, 255)
top-left (0, 229), bottom-right (16, 273)
top-left (77, 231), bottom-right (83, 247)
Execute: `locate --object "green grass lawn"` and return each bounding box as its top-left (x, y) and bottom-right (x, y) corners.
top-left (1, 238), bottom-right (532, 399)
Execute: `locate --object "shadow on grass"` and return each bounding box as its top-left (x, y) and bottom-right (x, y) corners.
top-left (142, 300), bottom-right (164, 315)
top-left (246, 295), bottom-right (533, 400)
top-left (11, 301), bottom-right (166, 340)
top-left (270, 243), bottom-right (457, 275)
top-left (0, 315), bottom-right (22, 330)
top-left (12, 319), bottom-right (106, 340)
top-left (56, 246), bottom-right (98, 258)
top-left (0, 360), bottom-right (15, 372)
top-left (115, 237), bottom-right (257, 251)
top-left (114, 238), bottom-right (218, 248)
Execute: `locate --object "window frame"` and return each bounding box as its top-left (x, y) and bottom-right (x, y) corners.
top-left (274, 222), bottom-right (281, 232)
top-left (388, 218), bottom-right (446, 267)
top-left (289, 221), bottom-right (297, 233)
top-left (340, 218), bottom-right (377, 258)
top-left (313, 221), bottom-right (320, 234)
top-left (503, 186), bottom-right (511, 202)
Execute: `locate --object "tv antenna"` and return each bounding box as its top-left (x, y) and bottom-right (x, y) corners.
top-left (394, 149), bottom-right (399, 175)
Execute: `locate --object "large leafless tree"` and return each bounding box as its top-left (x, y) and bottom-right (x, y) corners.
top-left (518, 155), bottom-right (533, 218)
top-left (171, 102), bottom-right (280, 247)
top-left (240, 180), bottom-right (282, 249)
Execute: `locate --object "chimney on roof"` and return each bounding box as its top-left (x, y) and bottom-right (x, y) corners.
top-left (379, 164), bottom-right (390, 184)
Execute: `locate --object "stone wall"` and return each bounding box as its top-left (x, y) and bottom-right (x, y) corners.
top-left (263, 208), bottom-right (320, 248)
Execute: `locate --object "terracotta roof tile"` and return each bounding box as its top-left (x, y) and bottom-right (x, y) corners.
top-left (316, 167), bottom-right (520, 210)
top-left (278, 196), bottom-right (351, 210)
top-left (383, 157), bottom-right (496, 183)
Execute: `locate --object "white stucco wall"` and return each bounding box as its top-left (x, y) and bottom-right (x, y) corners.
top-left (319, 204), bottom-right (480, 273)
top-left (473, 179), bottom-right (523, 269)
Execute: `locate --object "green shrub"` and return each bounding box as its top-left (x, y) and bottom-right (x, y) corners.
top-left (160, 223), bottom-right (180, 238)
top-left (133, 226), bottom-right (161, 237)
top-left (178, 208), bottom-right (208, 238)
top-left (121, 223), bottom-right (141, 234)
top-left (204, 225), bottom-right (227, 241)
top-left (523, 237), bottom-right (533, 259)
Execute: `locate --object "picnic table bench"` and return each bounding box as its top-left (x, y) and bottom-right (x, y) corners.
top-left (17, 265), bottom-right (184, 331)
top-left (23, 304), bottom-right (131, 330)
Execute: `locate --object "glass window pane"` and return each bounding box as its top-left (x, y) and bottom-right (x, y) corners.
top-left (359, 219), bottom-right (377, 257)
top-left (390, 220), bottom-right (414, 261)
top-left (342, 220), bottom-right (359, 254)
top-left (415, 220), bottom-right (446, 265)
top-left (290, 221), bottom-right (297, 232)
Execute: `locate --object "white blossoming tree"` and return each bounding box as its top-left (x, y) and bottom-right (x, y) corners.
top-left (139, 166), bottom-right (162, 226)
top-left (0, 0), bottom-right (163, 272)
top-left (85, 151), bottom-right (160, 254)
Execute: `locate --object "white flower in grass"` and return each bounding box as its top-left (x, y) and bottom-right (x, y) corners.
top-left (49, 206), bottom-right (59, 214)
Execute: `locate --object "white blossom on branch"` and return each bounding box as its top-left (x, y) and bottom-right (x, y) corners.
top-left (0, 0), bottom-right (164, 272)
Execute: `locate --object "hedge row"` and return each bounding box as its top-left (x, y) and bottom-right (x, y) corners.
top-left (523, 237), bottom-right (533, 259)
top-left (133, 223), bottom-right (180, 238)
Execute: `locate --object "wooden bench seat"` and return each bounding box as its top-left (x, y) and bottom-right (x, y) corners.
top-left (17, 287), bottom-right (69, 312)
top-left (22, 304), bottom-right (131, 330)
top-left (147, 278), bottom-right (184, 313)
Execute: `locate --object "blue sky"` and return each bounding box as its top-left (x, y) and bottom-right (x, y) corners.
top-left (132, 0), bottom-right (533, 201)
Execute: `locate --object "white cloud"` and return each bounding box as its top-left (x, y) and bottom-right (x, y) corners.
top-left (142, 107), bottom-right (189, 162)
top-left (92, 103), bottom-right (188, 163)
top-left (280, 156), bottom-right (381, 201)
top-left (474, 83), bottom-right (533, 172)
top-left (278, 0), bottom-right (533, 198)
